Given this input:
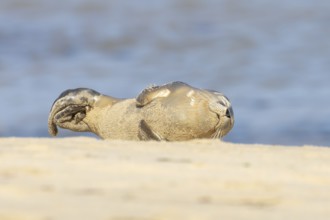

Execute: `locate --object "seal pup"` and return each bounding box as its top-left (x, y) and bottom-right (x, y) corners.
top-left (48, 81), bottom-right (234, 141)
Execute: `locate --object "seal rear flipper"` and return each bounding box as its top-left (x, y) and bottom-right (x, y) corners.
top-left (48, 88), bottom-right (101, 136)
top-left (53, 104), bottom-right (90, 133)
top-left (138, 120), bottom-right (166, 141)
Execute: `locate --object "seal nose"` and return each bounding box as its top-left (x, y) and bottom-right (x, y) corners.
top-left (225, 106), bottom-right (234, 127)
top-left (225, 109), bottom-right (231, 118)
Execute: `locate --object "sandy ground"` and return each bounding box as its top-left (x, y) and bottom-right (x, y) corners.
top-left (0, 138), bottom-right (329, 220)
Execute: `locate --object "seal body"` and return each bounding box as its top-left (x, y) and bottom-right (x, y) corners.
top-left (48, 82), bottom-right (234, 141)
top-left (84, 99), bottom-right (143, 140)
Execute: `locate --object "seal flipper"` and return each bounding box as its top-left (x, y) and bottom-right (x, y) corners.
top-left (48, 88), bottom-right (100, 136)
top-left (138, 120), bottom-right (166, 141)
top-left (136, 81), bottom-right (193, 107)
top-left (53, 104), bottom-right (90, 133)
top-left (136, 85), bottom-right (171, 107)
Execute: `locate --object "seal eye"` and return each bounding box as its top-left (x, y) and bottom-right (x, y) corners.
top-left (225, 109), bottom-right (231, 118)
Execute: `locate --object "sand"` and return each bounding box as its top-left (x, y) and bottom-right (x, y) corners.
top-left (0, 137), bottom-right (329, 220)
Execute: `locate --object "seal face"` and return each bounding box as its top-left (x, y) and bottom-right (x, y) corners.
top-left (48, 81), bottom-right (234, 141)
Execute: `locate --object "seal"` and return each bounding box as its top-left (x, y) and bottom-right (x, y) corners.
top-left (48, 81), bottom-right (234, 141)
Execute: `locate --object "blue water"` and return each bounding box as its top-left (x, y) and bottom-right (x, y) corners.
top-left (1, 0), bottom-right (330, 146)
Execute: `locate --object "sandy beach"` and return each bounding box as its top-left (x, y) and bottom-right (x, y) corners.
top-left (0, 138), bottom-right (329, 220)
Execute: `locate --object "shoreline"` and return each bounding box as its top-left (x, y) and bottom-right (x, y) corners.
top-left (0, 137), bottom-right (329, 220)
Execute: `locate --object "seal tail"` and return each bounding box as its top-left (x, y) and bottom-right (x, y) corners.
top-left (48, 88), bottom-right (101, 136)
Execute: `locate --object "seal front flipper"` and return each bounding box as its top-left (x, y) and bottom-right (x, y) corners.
top-left (136, 81), bottom-right (193, 107)
top-left (138, 120), bottom-right (166, 141)
top-left (136, 84), bottom-right (171, 107)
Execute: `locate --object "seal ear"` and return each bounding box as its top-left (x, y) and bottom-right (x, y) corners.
top-left (48, 88), bottom-right (101, 136)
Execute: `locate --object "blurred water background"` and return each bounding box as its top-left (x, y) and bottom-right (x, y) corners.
top-left (0, 0), bottom-right (330, 146)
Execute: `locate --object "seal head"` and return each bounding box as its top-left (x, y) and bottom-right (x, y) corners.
top-left (207, 91), bottom-right (234, 138)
